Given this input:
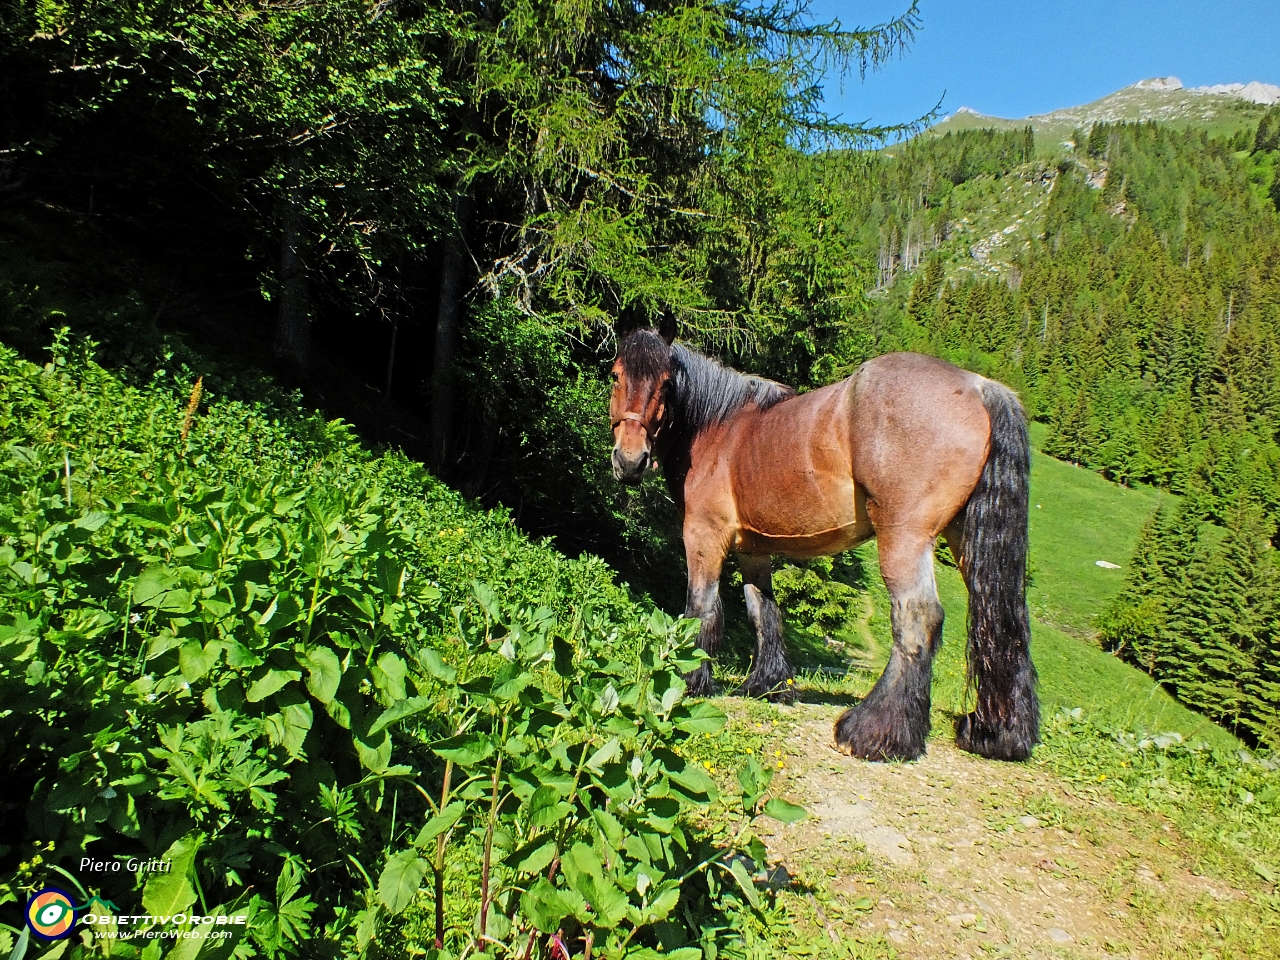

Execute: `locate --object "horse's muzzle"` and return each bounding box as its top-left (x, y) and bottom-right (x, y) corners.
top-left (612, 446), bottom-right (649, 485)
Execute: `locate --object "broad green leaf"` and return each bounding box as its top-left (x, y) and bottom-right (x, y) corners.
top-left (643, 885), bottom-right (681, 923)
top-left (726, 858), bottom-right (761, 910)
top-left (145, 632), bottom-right (184, 661)
top-left (33, 939), bottom-right (68, 960)
top-left (132, 564), bottom-right (178, 604)
top-left (367, 695), bottom-right (433, 736)
top-left (336, 583), bottom-right (376, 620)
top-left (142, 834), bottom-right (200, 916)
top-left (376, 557), bottom-right (407, 596)
top-left (505, 836), bottom-right (557, 874)
top-left (519, 879), bottom-right (575, 933)
top-left (592, 807), bottom-right (624, 848)
top-left (246, 668), bottom-right (301, 703)
top-left (257, 593), bottom-right (304, 632)
top-left (737, 757), bottom-right (772, 811)
top-left (552, 635), bottom-right (575, 676)
top-left (674, 701), bottom-right (726, 735)
top-left (596, 683), bottom-right (619, 715)
top-left (430, 733), bottom-right (493, 766)
top-left (568, 842), bottom-right (602, 882)
top-left (413, 802), bottom-right (465, 848)
top-left (278, 701), bottom-right (313, 757)
top-left (417, 648), bottom-right (457, 684)
top-left (373, 651), bottom-right (408, 702)
top-left (661, 755), bottom-right (716, 799)
top-left (581, 875), bottom-right (628, 927)
top-left (355, 728), bottom-right (392, 774)
top-left (73, 511), bottom-right (110, 531)
top-left (585, 737), bottom-right (621, 773)
top-left (300, 646), bottom-right (342, 704)
top-left (762, 797), bottom-right (807, 823)
top-left (653, 671), bottom-right (686, 715)
top-left (377, 851), bottom-right (429, 914)
top-left (325, 696), bottom-right (352, 730)
top-left (471, 581), bottom-right (502, 622)
top-left (492, 668), bottom-right (531, 701)
top-left (179, 640), bottom-right (221, 682)
top-left (263, 701), bottom-right (314, 758)
top-left (133, 564), bottom-right (194, 614)
top-left (527, 785), bottom-right (571, 828)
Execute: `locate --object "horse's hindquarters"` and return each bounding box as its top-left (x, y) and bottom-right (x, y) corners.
top-left (847, 353), bottom-right (991, 539)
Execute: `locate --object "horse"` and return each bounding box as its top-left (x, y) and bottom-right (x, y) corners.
top-left (608, 316), bottom-right (1037, 762)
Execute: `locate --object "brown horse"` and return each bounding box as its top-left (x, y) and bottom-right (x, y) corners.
top-left (608, 317), bottom-right (1037, 762)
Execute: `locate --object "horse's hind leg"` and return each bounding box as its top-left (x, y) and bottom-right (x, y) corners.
top-left (739, 555), bottom-right (794, 701)
top-left (834, 533), bottom-right (942, 761)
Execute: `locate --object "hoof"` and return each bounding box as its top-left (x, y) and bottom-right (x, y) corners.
top-left (832, 703), bottom-right (926, 762)
top-left (684, 665), bottom-right (717, 698)
top-left (955, 712), bottom-right (1035, 762)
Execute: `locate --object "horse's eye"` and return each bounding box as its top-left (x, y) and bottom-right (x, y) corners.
top-left (610, 372), bottom-right (619, 382)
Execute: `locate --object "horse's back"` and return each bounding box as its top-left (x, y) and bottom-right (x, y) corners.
top-left (714, 353), bottom-right (992, 555)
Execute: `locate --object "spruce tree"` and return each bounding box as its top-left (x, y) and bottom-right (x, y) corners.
top-left (905, 255), bottom-right (945, 326)
top-left (1254, 107), bottom-right (1280, 153)
top-left (1099, 505), bottom-right (1173, 668)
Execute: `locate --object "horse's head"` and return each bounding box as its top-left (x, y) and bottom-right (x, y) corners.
top-left (609, 312), bottom-right (676, 485)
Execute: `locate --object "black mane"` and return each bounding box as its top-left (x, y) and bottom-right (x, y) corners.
top-left (617, 330), bottom-right (794, 437)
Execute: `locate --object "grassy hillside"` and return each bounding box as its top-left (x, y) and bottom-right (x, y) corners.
top-left (1025, 422), bottom-right (1166, 638)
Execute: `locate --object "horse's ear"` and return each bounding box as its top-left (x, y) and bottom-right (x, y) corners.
top-left (658, 309), bottom-right (677, 345)
top-left (616, 303), bottom-right (645, 340)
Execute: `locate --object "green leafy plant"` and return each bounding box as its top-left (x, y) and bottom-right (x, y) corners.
top-left (0, 340), bottom-right (805, 958)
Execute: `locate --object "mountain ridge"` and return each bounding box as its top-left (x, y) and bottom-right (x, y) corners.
top-left (929, 77), bottom-right (1277, 146)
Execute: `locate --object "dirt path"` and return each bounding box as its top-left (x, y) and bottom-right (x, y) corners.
top-left (744, 703), bottom-right (1246, 960)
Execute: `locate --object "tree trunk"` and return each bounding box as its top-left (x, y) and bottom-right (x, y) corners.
top-left (275, 141), bottom-right (311, 371)
top-left (383, 320), bottom-right (399, 400)
top-left (431, 191), bottom-right (472, 473)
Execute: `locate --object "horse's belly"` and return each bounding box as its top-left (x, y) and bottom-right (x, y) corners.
top-left (732, 473), bottom-right (870, 558)
top-left (732, 518), bottom-right (873, 559)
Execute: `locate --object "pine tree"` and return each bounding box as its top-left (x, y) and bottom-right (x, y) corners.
top-left (1161, 500), bottom-right (1274, 736)
top-left (1098, 505), bottom-right (1174, 668)
top-left (905, 255), bottom-right (945, 326)
top-left (1254, 107), bottom-right (1280, 153)
top-left (1247, 616), bottom-right (1280, 749)
top-left (1088, 122), bottom-right (1110, 159)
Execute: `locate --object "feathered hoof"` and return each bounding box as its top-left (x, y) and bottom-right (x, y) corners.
top-left (832, 703), bottom-right (926, 762)
top-left (954, 712), bottom-right (1036, 762)
top-left (684, 665), bottom-right (717, 698)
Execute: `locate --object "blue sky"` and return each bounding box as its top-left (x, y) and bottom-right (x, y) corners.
top-left (809, 1), bottom-right (1280, 128)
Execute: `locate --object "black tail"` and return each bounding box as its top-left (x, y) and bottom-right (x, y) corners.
top-left (955, 381), bottom-right (1038, 761)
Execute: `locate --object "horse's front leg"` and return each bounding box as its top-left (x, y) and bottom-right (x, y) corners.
top-left (739, 554), bottom-right (794, 701)
top-left (834, 532), bottom-right (943, 761)
top-left (683, 542), bottom-right (725, 698)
